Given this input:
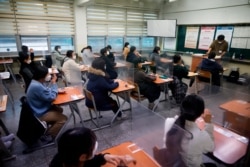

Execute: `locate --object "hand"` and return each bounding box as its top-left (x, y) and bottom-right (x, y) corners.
top-left (51, 74), bottom-right (57, 84)
top-left (119, 155), bottom-right (136, 166)
top-left (202, 109), bottom-right (212, 123)
top-left (104, 154), bottom-right (121, 166)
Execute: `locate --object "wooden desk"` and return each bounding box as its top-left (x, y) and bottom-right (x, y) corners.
top-left (191, 54), bottom-right (221, 72)
top-left (140, 61), bottom-right (152, 66)
top-left (0, 58), bottom-right (13, 64)
top-left (220, 100), bottom-right (250, 118)
top-left (33, 57), bottom-right (45, 62)
top-left (188, 72), bottom-right (199, 94)
top-left (153, 75), bottom-right (173, 85)
top-left (112, 79), bottom-right (135, 93)
top-left (196, 118), bottom-right (248, 164)
top-left (54, 86), bottom-right (85, 126)
top-left (101, 142), bottom-right (160, 167)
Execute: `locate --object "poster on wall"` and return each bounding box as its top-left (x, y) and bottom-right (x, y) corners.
top-left (231, 38), bottom-right (247, 49)
top-left (198, 26), bottom-right (215, 50)
top-left (184, 27), bottom-right (199, 49)
top-left (215, 26), bottom-right (234, 50)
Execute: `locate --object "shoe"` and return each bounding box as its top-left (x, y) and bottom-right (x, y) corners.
top-left (116, 113), bottom-right (128, 121)
top-left (148, 103), bottom-right (155, 110)
top-left (1, 133), bottom-right (15, 142)
top-left (4, 141), bottom-right (12, 149)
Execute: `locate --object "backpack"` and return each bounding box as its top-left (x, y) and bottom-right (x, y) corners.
top-left (227, 70), bottom-right (239, 83)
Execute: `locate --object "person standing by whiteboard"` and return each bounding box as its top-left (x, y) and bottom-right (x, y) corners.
top-left (207, 34), bottom-right (228, 57)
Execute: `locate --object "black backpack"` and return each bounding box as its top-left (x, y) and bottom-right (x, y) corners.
top-left (227, 70), bottom-right (239, 83)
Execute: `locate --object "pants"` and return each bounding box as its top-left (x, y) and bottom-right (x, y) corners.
top-left (39, 105), bottom-right (67, 138)
top-left (97, 98), bottom-right (120, 117)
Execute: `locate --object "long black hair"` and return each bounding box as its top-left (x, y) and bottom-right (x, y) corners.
top-left (123, 42), bottom-right (129, 50)
top-left (152, 46), bottom-right (160, 54)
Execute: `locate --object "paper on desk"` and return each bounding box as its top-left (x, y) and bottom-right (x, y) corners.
top-left (0, 72), bottom-right (10, 79)
top-left (236, 100), bottom-right (247, 104)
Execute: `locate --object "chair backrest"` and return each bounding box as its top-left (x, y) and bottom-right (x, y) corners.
top-left (198, 69), bottom-right (212, 85)
top-left (83, 88), bottom-right (97, 110)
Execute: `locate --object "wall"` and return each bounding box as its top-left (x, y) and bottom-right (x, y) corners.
top-left (162, 0), bottom-right (250, 25)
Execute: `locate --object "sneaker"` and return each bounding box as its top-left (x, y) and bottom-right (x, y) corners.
top-left (4, 141), bottom-right (12, 149)
top-left (116, 113), bottom-right (128, 121)
top-left (1, 133), bottom-right (15, 142)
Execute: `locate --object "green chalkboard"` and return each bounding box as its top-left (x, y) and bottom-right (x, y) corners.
top-left (176, 25), bottom-right (250, 60)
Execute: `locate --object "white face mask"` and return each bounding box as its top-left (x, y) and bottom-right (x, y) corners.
top-left (58, 49), bottom-right (61, 52)
top-left (27, 59), bottom-right (32, 64)
top-left (218, 41), bottom-right (222, 44)
top-left (107, 51), bottom-right (110, 55)
top-left (127, 45), bottom-right (130, 48)
top-left (73, 55), bottom-right (76, 59)
top-left (89, 141), bottom-right (98, 159)
top-left (45, 75), bottom-right (51, 82)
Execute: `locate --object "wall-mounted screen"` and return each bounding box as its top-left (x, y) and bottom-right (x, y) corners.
top-left (147, 20), bottom-right (177, 37)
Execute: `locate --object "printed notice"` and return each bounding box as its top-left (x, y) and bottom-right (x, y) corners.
top-left (184, 27), bottom-right (199, 49)
top-left (198, 27), bottom-right (215, 50)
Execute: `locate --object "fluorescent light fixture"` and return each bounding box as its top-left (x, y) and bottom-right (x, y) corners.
top-left (169, 0), bottom-right (177, 2)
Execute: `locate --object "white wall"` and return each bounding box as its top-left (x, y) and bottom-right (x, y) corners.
top-left (162, 0), bottom-right (250, 24)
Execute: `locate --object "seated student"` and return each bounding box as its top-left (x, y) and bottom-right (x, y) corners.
top-left (51, 45), bottom-right (65, 70)
top-left (106, 45), bottom-right (115, 62)
top-left (133, 62), bottom-right (161, 110)
top-left (50, 127), bottom-right (136, 167)
top-left (62, 50), bottom-right (86, 85)
top-left (81, 45), bottom-right (94, 65)
top-left (126, 46), bottom-right (142, 65)
top-left (199, 52), bottom-right (223, 87)
top-left (19, 52), bottom-right (35, 93)
top-left (26, 65), bottom-right (67, 138)
top-left (173, 55), bottom-right (189, 82)
top-left (86, 58), bottom-right (125, 120)
top-left (122, 42), bottom-right (130, 60)
top-left (19, 45), bottom-right (34, 62)
top-left (174, 94), bottom-right (215, 167)
top-left (100, 47), bottom-right (117, 79)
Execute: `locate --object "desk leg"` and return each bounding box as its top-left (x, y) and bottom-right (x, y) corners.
top-left (0, 119), bottom-right (10, 135)
top-left (69, 102), bottom-right (84, 127)
top-left (194, 76), bottom-right (198, 94)
top-left (5, 64), bottom-right (17, 83)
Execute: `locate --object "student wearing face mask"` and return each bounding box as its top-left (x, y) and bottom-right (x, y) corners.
top-left (106, 45), bottom-right (115, 62)
top-left (100, 47), bottom-right (117, 79)
top-left (51, 45), bottom-right (65, 70)
top-left (62, 50), bottom-right (86, 85)
top-left (50, 127), bottom-right (136, 167)
top-left (207, 34), bottom-right (228, 57)
top-left (26, 65), bottom-right (67, 139)
top-left (19, 52), bottom-right (35, 93)
top-left (122, 42), bottom-right (130, 60)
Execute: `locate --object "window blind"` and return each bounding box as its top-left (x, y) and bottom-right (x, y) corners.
top-left (87, 6), bottom-right (158, 36)
top-left (0, 0), bottom-right (75, 35)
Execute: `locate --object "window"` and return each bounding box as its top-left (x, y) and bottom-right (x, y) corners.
top-left (126, 37), bottom-right (140, 50)
top-left (87, 37), bottom-right (105, 53)
top-left (107, 37), bottom-right (124, 52)
top-left (21, 37), bottom-right (48, 51)
top-left (50, 37), bottom-right (74, 51)
top-left (0, 36), bottom-right (17, 52)
top-left (142, 37), bottom-right (155, 49)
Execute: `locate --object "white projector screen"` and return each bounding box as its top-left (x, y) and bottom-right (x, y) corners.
top-left (147, 20), bottom-right (177, 37)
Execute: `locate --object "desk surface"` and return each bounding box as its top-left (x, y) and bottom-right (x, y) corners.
top-left (196, 118), bottom-right (248, 164)
top-left (153, 75), bottom-right (173, 84)
top-left (140, 61), bottom-right (152, 66)
top-left (33, 57), bottom-right (46, 61)
top-left (115, 62), bottom-right (126, 68)
top-left (0, 95), bottom-right (8, 112)
top-left (53, 87), bottom-right (85, 105)
top-left (0, 58), bottom-right (13, 64)
top-left (112, 79), bottom-right (135, 93)
top-left (220, 100), bottom-right (250, 118)
top-left (101, 142), bottom-right (160, 167)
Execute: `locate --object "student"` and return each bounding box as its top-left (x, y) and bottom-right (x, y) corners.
top-left (86, 58), bottom-right (125, 120)
top-left (173, 54), bottom-right (189, 82)
top-left (149, 46), bottom-right (161, 73)
top-left (106, 45), bottom-right (115, 62)
top-left (26, 65), bottom-right (67, 138)
top-left (126, 46), bottom-right (142, 65)
top-left (62, 50), bottom-right (86, 85)
top-left (122, 42), bottom-right (130, 60)
top-left (100, 47), bottom-right (117, 79)
top-left (81, 46), bottom-right (94, 65)
top-left (199, 52), bottom-right (223, 88)
top-left (51, 45), bottom-right (65, 70)
top-left (19, 45), bottom-right (34, 62)
top-left (19, 52), bottom-right (35, 93)
top-left (207, 34), bottom-right (228, 57)
top-left (50, 127), bottom-right (136, 167)
top-left (175, 94), bottom-right (215, 167)
top-left (133, 62), bottom-right (161, 110)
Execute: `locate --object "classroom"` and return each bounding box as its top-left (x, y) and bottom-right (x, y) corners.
top-left (0, 0), bottom-right (250, 166)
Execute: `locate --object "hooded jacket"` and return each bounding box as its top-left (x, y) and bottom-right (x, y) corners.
top-left (86, 67), bottom-right (118, 108)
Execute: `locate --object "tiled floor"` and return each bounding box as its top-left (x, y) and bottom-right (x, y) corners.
top-left (1, 77), bottom-right (250, 167)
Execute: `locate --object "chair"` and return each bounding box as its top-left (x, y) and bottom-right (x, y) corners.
top-left (128, 81), bottom-right (147, 102)
top-left (83, 88), bottom-right (111, 130)
top-left (224, 111), bottom-right (250, 137)
top-left (197, 69), bottom-right (212, 93)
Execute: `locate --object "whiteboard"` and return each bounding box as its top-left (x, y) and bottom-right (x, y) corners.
top-left (147, 20), bottom-right (176, 37)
